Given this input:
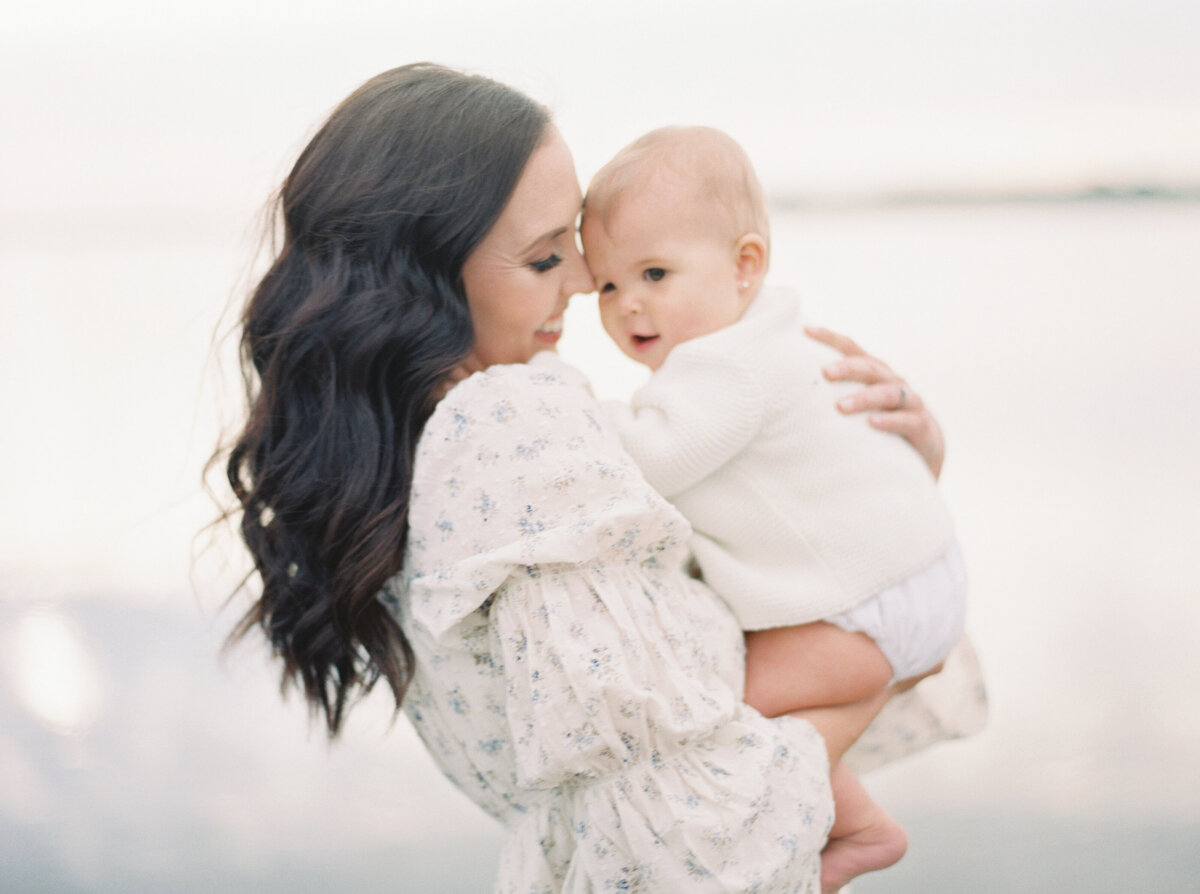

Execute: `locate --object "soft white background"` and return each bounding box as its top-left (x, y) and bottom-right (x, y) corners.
top-left (1, 2), bottom-right (1198, 891)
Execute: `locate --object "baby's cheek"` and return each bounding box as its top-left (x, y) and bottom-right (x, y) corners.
top-left (596, 299), bottom-right (618, 332)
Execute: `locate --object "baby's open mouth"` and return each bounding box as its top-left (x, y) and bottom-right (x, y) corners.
top-left (632, 335), bottom-right (658, 347)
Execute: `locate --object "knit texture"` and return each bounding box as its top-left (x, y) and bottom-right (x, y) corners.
top-left (602, 285), bottom-right (955, 629)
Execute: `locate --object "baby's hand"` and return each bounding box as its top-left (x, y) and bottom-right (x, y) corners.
top-left (805, 326), bottom-right (945, 480)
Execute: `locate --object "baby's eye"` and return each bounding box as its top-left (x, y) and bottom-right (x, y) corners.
top-left (643, 268), bottom-right (666, 282)
top-left (530, 253), bottom-right (563, 273)
top-left (599, 282), bottom-right (616, 293)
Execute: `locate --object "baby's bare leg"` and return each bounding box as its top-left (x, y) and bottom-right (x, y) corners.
top-left (820, 761), bottom-right (907, 894)
top-left (791, 689), bottom-right (889, 765)
top-left (744, 621), bottom-right (893, 718)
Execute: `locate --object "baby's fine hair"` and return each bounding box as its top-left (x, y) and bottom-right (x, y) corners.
top-left (586, 125), bottom-right (770, 247)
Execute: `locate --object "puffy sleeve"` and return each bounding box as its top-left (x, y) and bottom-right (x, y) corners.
top-left (404, 359), bottom-right (693, 645)
top-left (601, 340), bottom-right (766, 499)
top-left (404, 361), bottom-right (833, 891)
top-left (406, 361), bottom-right (736, 777)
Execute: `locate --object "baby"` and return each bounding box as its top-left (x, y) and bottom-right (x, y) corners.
top-left (579, 126), bottom-right (967, 893)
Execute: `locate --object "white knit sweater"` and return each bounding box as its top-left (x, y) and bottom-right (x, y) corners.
top-left (599, 285), bottom-right (955, 630)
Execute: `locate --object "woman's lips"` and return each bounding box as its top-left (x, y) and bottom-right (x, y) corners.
top-left (535, 316), bottom-right (563, 344)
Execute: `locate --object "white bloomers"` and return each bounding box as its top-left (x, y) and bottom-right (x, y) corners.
top-left (826, 542), bottom-right (967, 681)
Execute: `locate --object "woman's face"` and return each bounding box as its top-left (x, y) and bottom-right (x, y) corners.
top-left (461, 127), bottom-right (595, 369)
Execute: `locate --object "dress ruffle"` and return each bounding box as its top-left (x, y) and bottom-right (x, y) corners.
top-left (496, 714), bottom-right (831, 893)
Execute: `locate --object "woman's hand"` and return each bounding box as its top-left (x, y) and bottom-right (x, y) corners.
top-left (806, 326), bottom-right (945, 480)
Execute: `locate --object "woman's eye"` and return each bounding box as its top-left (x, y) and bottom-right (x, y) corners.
top-left (643, 268), bottom-right (666, 282)
top-left (530, 253), bottom-right (563, 273)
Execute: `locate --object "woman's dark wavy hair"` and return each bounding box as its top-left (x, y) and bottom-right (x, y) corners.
top-left (217, 63), bottom-right (550, 735)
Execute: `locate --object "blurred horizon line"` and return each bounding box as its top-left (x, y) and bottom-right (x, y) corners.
top-left (5, 181), bottom-right (1200, 243)
top-left (769, 181), bottom-right (1200, 211)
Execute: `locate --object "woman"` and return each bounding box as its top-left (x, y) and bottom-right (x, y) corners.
top-left (220, 63), bottom-right (958, 892)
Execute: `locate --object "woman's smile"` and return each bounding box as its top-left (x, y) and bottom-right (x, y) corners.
top-left (536, 315), bottom-right (564, 334)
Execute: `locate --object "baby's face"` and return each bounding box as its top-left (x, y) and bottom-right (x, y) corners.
top-left (581, 187), bottom-right (750, 371)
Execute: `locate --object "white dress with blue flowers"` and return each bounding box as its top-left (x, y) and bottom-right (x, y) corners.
top-left (379, 360), bottom-right (835, 893)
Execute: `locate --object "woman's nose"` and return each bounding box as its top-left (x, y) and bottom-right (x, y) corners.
top-left (564, 244), bottom-right (595, 296)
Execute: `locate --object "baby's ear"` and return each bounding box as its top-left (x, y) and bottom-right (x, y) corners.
top-left (734, 233), bottom-right (768, 299)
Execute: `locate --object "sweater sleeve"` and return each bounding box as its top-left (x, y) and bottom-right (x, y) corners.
top-left (603, 343), bottom-right (766, 499)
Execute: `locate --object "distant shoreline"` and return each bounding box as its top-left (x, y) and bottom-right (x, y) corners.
top-left (770, 183), bottom-right (1200, 210)
top-left (3, 184), bottom-right (1198, 245)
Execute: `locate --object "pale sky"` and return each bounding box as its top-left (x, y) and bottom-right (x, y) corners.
top-left (3, 0), bottom-right (1199, 225)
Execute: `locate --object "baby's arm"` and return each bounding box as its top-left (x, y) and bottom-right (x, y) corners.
top-left (603, 346), bottom-right (766, 498)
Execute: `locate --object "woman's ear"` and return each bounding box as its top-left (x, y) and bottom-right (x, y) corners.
top-left (734, 233), bottom-right (768, 306)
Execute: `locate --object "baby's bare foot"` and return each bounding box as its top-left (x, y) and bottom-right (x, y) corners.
top-left (820, 812), bottom-right (907, 893)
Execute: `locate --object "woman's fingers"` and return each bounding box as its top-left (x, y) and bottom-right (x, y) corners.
top-left (835, 381), bottom-right (921, 415)
top-left (806, 327), bottom-right (898, 385)
top-left (804, 325), bottom-right (867, 357)
top-left (868, 408), bottom-right (933, 438)
top-left (869, 410), bottom-right (945, 479)
top-left (822, 354), bottom-right (898, 386)
top-left (805, 324), bottom-right (945, 479)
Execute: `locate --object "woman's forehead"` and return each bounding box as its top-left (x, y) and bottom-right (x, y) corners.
top-left (491, 129), bottom-right (582, 247)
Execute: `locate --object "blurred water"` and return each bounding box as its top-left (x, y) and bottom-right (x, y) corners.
top-left (2, 200), bottom-right (1198, 891)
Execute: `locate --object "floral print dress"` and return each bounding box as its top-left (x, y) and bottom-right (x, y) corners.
top-left (379, 360), bottom-right (835, 893)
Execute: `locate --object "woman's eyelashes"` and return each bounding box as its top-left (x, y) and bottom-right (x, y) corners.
top-left (530, 253), bottom-right (563, 273)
